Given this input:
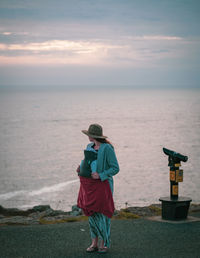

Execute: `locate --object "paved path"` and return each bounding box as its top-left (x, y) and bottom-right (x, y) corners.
top-left (1, 218), bottom-right (200, 258)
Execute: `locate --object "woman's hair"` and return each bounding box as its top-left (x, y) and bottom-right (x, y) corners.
top-left (94, 138), bottom-right (113, 147)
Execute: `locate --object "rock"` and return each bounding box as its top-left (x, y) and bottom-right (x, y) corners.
top-left (0, 205), bottom-right (54, 217)
top-left (0, 216), bottom-right (40, 225)
top-left (40, 214), bottom-right (73, 223)
top-left (28, 212), bottom-right (43, 219)
top-left (0, 205), bottom-right (30, 216)
top-left (70, 210), bottom-right (81, 216)
top-left (0, 204), bottom-right (77, 225)
top-left (31, 205), bottom-right (51, 213)
top-left (70, 205), bottom-right (82, 216)
top-left (40, 209), bottom-right (69, 218)
top-left (0, 203), bottom-right (199, 226)
top-left (72, 205), bottom-right (79, 211)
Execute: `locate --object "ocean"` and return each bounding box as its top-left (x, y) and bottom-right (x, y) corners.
top-left (0, 88), bottom-right (199, 211)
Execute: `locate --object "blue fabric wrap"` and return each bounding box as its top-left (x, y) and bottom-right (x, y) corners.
top-left (79, 150), bottom-right (97, 178)
top-left (89, 213), bottom-right (111, 247)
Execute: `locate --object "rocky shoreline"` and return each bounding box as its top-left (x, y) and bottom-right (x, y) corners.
top-left (0, 203), bottom-right (200, 226)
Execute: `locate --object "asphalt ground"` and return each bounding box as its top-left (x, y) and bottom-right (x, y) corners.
top-left (0, 217), bottom-right (200, 258)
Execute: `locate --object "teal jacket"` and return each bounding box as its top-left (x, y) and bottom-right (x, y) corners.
top-left (87, 142), bottom-right (120, 193)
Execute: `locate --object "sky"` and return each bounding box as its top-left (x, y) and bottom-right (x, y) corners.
top-left (0, 0), bottom-right (200, 89)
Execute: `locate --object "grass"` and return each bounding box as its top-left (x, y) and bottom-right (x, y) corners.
top-left (148, 205), bottom-right (162, 215)
top-left (39, 215), bottom-right (88, 225)
top-left (113, 210), bottom-right (140, 220)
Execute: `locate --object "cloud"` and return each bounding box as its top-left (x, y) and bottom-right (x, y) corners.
top-left (0, 35), bottom-right (186, 67)
top-left (2, 31), bottom-right (12, 35)
top-left (0, 0), bottom-right (199, 88)
top-left (0, 40), bottom-right (122, 66)
top-left (0, 31), bottom-right (29, 36)
top-left (0, 40), bottom-right (110, 52)
top-left (131, 35), bottom-right (182, 41)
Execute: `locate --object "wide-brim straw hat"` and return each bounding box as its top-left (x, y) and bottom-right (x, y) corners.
top-left (82, 124), bottom-right (107, 139)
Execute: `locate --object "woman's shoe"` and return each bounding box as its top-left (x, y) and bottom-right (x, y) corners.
top-left (98, 247), bottom-right (108, 253)
top-left (86, 246), bottom-right (98, 253)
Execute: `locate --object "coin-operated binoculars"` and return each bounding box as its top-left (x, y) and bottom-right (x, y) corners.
top-left (159, 148), bottom-right (192, 220)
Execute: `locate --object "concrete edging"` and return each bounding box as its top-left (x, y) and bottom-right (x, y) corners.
top-left (146, 216), bottom-right (200, 224)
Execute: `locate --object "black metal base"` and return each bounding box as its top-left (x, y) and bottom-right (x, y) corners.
top-left (159, 197), bottom-right (192, 221)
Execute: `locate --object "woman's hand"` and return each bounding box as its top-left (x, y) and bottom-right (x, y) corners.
top-left (76, 165), bottom-right (80, 173)
top-left (91, 172), bottom-right (100, 179)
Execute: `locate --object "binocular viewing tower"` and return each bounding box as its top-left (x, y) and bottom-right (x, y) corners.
top-left (159, 148), bottom-right (192, 220)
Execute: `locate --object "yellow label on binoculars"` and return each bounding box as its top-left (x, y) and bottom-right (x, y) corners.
top-left (170, 170), bottom-right (183, 182)
top-left (175, 163), bottom-right (181, 167)
top-left (176, 170), bottom-right (183, 182)
top-left (170, 171), bottom-right (176, 181)
top-left (172, 185), bottom-right (178, 195)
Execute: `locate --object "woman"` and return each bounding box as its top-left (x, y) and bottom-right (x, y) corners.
top-left (77, 123), bottom-right (119, 253)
